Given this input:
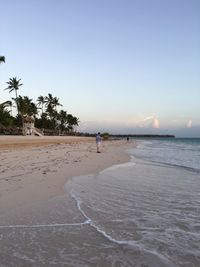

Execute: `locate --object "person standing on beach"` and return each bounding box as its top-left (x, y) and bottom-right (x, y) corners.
top-left (96, 132), bottom-right (102, 153)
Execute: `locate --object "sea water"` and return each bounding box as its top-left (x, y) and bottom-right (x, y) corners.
top-left (131, 138), bottom-right (200, 173)
top-left (63, 138), bottom-right (200, 267)
top-left (1, 138), bottom-right (200, 266)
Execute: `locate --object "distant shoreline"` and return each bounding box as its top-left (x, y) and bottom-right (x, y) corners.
top-left (109, 134), bottom-right (175, 138)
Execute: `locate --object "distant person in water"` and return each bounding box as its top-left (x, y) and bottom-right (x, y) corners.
top-left (127, 136), bottom-right (130, 142)
top-left (96, 132), bottom-right (102, 153)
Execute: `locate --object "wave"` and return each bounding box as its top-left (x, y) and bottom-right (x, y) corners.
top-left (141, 158), bottom-right (200, 174)
top-left (70, 190), bottom-right (174, 267)
top-left (0, 221), bottom-right (90, 229)
top-left (131, 139), bottom-right (200, 173)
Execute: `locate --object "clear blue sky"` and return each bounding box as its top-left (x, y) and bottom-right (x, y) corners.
top-left (1, 0), bottom-right (200, 136)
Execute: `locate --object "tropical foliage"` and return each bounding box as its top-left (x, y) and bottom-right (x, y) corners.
top-left (4, 77), bottom-right (23, 115)
top-left (1, 75), bottom-right (79, 134)
top-left (0, 56), bottom-right (5, 63)
top-left (0, 101), bottom-right (14, 126)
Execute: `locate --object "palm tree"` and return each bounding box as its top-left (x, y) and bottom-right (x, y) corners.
top-left (13, 96), bottom-right (37, 117)
top-left (0, 100), bottom-right (12, 109)
top-left (4, 77), bottom-right (23, 115)
top-left (37, 95), bottom-right (45, 115)
top-left (0, 100), bottom-right (14, 126)
top-left (45, 93), bottom-right (62, 110)
top-left (44, 93), bottom-right (62, 128)
top-left (13, 95), bottom-right (38, 132)
top-left (67, 114), bottom-right (79, 132)
top-left (44, 93), bottom-right (55, 118)
top-left (0, 56), bottom-right (5, 64)
top-left (58, 110), bottom-right (68, 131)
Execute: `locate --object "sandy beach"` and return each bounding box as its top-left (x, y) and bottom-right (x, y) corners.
top-left (0, 135), bottom-right (138, 266)
top-left (1, 136), bottom-right (200, 266)
top-left (0, 135), bottom-right (133, 225)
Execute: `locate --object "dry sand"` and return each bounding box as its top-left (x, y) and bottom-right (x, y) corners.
top-left (0, 136), bottom-right (135, 222)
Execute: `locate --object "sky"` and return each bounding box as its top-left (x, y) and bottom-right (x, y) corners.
top-left (1, 0), bottom-right (200, 137)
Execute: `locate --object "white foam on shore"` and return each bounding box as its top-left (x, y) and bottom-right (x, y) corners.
top-left (70, 190), bottom-right (174, 267)
top-left (0, 221), bottom-right (90, 229)
top-left (100, 158), bottom-right (136, 174)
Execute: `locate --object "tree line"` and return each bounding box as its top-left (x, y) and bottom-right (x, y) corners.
top-left (0, 56), bottom-right (79, 135)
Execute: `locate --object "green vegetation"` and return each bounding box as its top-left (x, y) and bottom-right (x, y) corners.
top-left (5, 77), bottom-right (23, 116)
top-left (0, 56), bottom-right (5, 64)
top-left (102, 132), bottom-right (110, 140)
top-left (0, 101), bottom-right (14, 126)
top-left (0, 56), bottom-right (79, 135)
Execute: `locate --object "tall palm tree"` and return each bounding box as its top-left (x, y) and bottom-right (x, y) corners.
top-left (37, 95), bottom-right (45, 115)
top-left (4, 77), bottom-right (23, 115)
top-left (44, 93), bottom-right (62, 123)
top-left (0, 56), bottom-right (5, 64)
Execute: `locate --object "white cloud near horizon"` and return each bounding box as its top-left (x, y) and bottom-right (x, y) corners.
top-left (137, 115), bottom-right (160, 129)
top-left (152, 118), bottom-right (160, 129)
top-left (186, 119), bottom-right (192, 128)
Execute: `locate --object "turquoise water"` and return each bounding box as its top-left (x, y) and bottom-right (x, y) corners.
top-left (131, 138), bottom-right (200, 173)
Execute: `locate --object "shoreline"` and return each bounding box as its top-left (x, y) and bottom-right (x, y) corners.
top-left (1, 137), bottom-right (200, 266)
top-left (0, 136), bottom-right (136, 223)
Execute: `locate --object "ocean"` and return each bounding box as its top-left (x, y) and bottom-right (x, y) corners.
top-left (1, 138), bottom-right (200, 266)
top-left (131, 138), bottom-right (200, 174)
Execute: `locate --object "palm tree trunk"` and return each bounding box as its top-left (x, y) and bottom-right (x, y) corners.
top-left (15, 90), bottom-right (19, 116)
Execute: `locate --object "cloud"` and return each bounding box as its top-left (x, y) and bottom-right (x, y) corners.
top-left (138, 115), bottom-right (160, 129)
top-left (152, 118), bottom-right (160, 128)
top-left (143, 116), bottom-right (154, 122)
top-left (186, 119), bottom-right (192, 128)
top-left (79, 115), bottom-right (161, 134)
